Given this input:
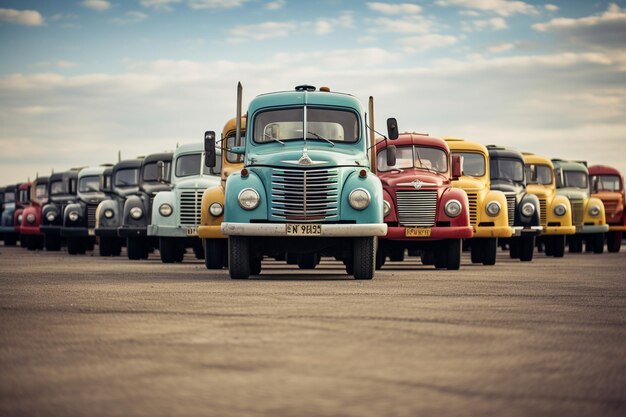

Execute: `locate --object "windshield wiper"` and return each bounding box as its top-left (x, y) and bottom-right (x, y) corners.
top-left (307, 131), bottom-right (335, 147)
top-left (264, 132), bottom-right (285, 145)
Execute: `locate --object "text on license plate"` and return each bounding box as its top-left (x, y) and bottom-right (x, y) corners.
top-left (186, 227), bottom-right (198, 236)
top-left (286, 224), bottom-right (322, 236)
top-left (405, 227), bottom-right (431, 237)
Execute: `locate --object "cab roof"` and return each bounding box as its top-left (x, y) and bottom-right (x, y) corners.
top-left (113, 158), bottom-right (143, 173)
top-left (143, 152), bottom-right (173, 165)
top-left (552, 159), bottom-right (588, 173)
top-left (588, 165), bottom-right (622, 176)
top-left (487, 145), bottom-right (524, 161)
top-left (376, 132), bottom-right (449, 152)
top-left (49, 170), bottom-right (79, 182)
top-left (522, 152), bottom-right (553, 167)
top-left (445, 137), bottom-right (488, 154)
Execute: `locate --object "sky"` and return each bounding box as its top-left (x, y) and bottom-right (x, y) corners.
top-left (1, 0), bottom-right (625, 184)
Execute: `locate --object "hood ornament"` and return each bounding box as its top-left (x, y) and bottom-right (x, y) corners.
top-left (411, 179), bottom-right (423, 190)
top-left (281, 145), bottom-right (325, 166)
top-left (397, 178), bottom-right (438, 189)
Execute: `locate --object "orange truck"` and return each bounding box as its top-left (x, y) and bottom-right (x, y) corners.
top-left (588, 165), bottom-right (625, 253)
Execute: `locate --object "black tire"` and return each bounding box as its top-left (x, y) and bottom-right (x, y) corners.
top-left (250, 257), bottom-right (262, 275)
top-left (544, 237), bottom-right (554, 257)
top-left (584, 237), bottom-right (594, 252)
top-left (127, 237), bottom-right (144, 260)
top-left (446, 239), bottom-right (461, 270)
top-left (352, 237), bottom-right (375, 280)
top-left (99, 237), bottom-right (113, 257)
top-left (552, 235), bottom-right (565, 258)
top-left (569, 235), bottom-right (582, 253)
top-left (45, 235), bottom-right (61, 251)
top-left (375, 242), bottom-right (385, 270)
top-left (112, 239), bottom-right (123, 257)
top-left (67, 237), bottom-right (82, 255)
top-left (344, 258), bottom-right (354, 275)
top-left (4, 234), bottom-right (17, 246)
top-left (159, 237), bottom-right (183, 263)
top-left (25, 236), bottom-right (37, 251)
top-left (421, 251), bottom-right (434, 266)
top-left (519, 235), bottom-right (535, 262)
top-left (607, 231), bottom-right (622, 253)
top-left (193, 243), bottom-right (204, 260)
top-left (297, 253), bottom-right (318, 270)
top-left (482, 238), bottom-right (497, 266)
top-left (229, 236), bottom-right (250, 279)
top-left (389, 246), bottom-right (405, 262)
top-left (470, 239), bottom-right (483, 264)
top-left (509, 239), bottom-right (520, 259)
top-left (203, 238), bottom-right (225, 269)
top-left (592, 233), bottom-right (604, 254)
top-left (285, 253), bottom-right (298, 265)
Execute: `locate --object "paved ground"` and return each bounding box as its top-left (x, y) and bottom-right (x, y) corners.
top-left (0, 244), bottom-right (625, 417)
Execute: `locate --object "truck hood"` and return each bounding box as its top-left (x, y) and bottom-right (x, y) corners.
top-left (378, 169), bottom-right (448, 189)
top-left (174, 176), bottom-right (220, 190)
top-left (247, 144), bottom-right (368, 169)
top-left (526, 184), bottom-right (553, 198)
top-left (451, 177), bottom-right (485, 192)
top-left (556, 188), bottom-right (589, 200)
top-left (490, 180), bottom-right (524, 195)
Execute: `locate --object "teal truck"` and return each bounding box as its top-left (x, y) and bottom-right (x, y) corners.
top-left (148, 143), bottom-right (221, 263)
top-left (208, 84), bottom-right (387, 279)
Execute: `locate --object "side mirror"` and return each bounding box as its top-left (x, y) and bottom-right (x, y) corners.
top-left (157, 161), bottom-right (165, 183)
top-left (554, 168), bottom-right (563, 188)
top-left (386, 118), bottom-right (399, 140)
top-left (386, 145), bottom-right (397, 167)
top-left (451, 154), bottom-right (462, 179)
top-left (204, 131), bottom-right (216, 168)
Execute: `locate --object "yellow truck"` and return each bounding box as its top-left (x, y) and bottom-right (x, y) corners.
top-left (445, 138), bottom-right (512, 265)
top-left (198, 116), bottom-right (246, 268)
top-left (522, 153), bottom-right (576, 257)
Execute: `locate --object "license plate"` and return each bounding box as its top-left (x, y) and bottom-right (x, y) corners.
top-left (186, 227), bottom-right (198, 236)
top-left (405, 227), bottom-right (431, 237)
top-left (286, 224), bottom-right (322, 236)
top-left (88, 229), bottom-right (95, 236)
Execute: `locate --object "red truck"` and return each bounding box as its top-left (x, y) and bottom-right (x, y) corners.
top-left (376, 125), bottom-right (472, 270)
top-left (589, 165), bottom-right (625, 252)
top-left (13, 182), bottom-right (32, 248)
top-left (19, 176), bottom-right (49, 250)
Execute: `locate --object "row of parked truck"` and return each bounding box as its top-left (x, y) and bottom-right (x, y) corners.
top-left (1, 84), bottom-right (624, 280)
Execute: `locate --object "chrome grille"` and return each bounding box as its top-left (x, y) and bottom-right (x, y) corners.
top-left (180, 190), bottom-right (202, 226)
top-left (571, 199), bottom-right (584, 225)
top-left (87, 204), bottom-right (97, 228)
top-left (539, 197), bottom-right (547, 226)
top-left (271, 168), bottom-right (339, 221)
top-left (396, 190), bottom-right (437, 226)
top-left (505, 193), bottom-right (516, 226)
top-left (466, 193), bottom-right (477, 225)
top-left (603, 200), bottom-right (618, 216)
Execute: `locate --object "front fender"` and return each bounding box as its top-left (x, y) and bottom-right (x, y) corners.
top-left (440, 187), bottom-right (470, 227)
top-left (64, 202), bottom-right (86, 228)
top-left (584, 197), bottom-right (607, 226)
top-left (518, 192), bottom-right (541, 226)
top-left (339, 171), bottom-right (383, 224)
top-left (42, 202), bottom-right (61, 226)
top-left (200, 185), bottom-right (225, 227)
top-left (224, 172), bottom-right (268, 223)
top-left (122, 194), bottom-right (150, 227)
top-left (547, 194), bottom-right (573, 227)
top-left (149, 190), bottom-right (178, 231)
top-left (96, 198), bottom-right (121, 229)
top-left (477, 189), bottom-right (509, 227)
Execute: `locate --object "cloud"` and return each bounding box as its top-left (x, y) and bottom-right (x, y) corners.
top-left (34, 60), bottom-right (77, 69)
top-left (473, 17), bottom-right (508, 30)
top-left (533, 3), bottom-right (626, 51)
top-left (110, 11), bottom-right (149, 24)
top-left (81, 0), bottom-right (112, 12)
top-left (367, 2), bottom-right (422, 15)
top-left (435, 0), bottom-right (538, 17)
top-left (140, 0), bottom-right (182, 10)
top-left (544, 4), bottom-right (558, 12)
top-left (266, 0), bottom-right (285, 10)
top-left (487, 42), bottom-right (514, 53)
top-left (368, 15), bottom-right (436, 34)
top-left (0, 8), bottom-right (44, 26)
top-left (229, 21), bottom-right (295, 42)
top-left (188, 0), bottom-right (248, 9)
top-left (399, 34), bottom-right (459, 53)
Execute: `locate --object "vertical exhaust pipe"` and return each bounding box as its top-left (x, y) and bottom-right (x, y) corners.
top-left (368, 96), bottom-right (376, 173)
top-left (236, 82), bottom-right (242, 151)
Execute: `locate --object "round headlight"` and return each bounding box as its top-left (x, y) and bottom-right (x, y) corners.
top-left (553, 203), bottom-right (567, 217)
top-left (588, 205), bottom-right (600, 217)
top-left (383, 200), bottom-right (391, 217)
top-left (521, 202), bottom-right (535, 217)
top-left (68, 211), bottom-right (79, 222)
top-left (486, 201), bottom-right (501, 217)
top-left (26, 213), bottom-right (36, 224)
top-left (348, 188), bottom-right (371, 211)
top-left (444, 199), bottom-right (462, 218)
top-left (104, 209), bottom-right (114, 219)
top-left (209, 202), bottom-right (223, 217)
top-left (159, 203), bottom-right (173, 217)
top-left (17, 214), bottom-right (23, 224)
top-left (238, 188), bottom-right (260, 210)
top-left (130, 207), bottom-right (143, 220)
top-left (46, 212), bottom-right (56, 222)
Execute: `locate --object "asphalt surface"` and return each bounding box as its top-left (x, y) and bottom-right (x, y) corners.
top-left (1, 244), bottom-right (625, 417)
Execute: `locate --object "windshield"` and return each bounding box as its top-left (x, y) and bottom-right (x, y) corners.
top-left (18, 188), bottom-right (30, 203)
top-left (4, 192), bottom-right (15, 203)
top-left (490, 158), bottom-right (524, 182)
top-left (378, 146), bottom-right (448, 173)
top-left (79, 175), bottom-right (100, 193)
top-left (526, 164), bottom-right (553, 185)
top-left (176, 153), bottom-right (213, 177)
top-left (563, 170), bottom-right (588, 188)
top-left (114, 168), bottom-right (139, 187)
top-left (50, 180), bottom-right (64, 195)
top-left (253, 107), bottom-right (359, 144)
top-left (35, 184), bottom-right (48, 199)
top-left (225, 132), bottom-right (245, 164)
top-left (143, 161), bottom-right (171, 182)
top-left (453, 152), bottom-right (485, 177)
top-left (591, 174), bottom-right (620, 192)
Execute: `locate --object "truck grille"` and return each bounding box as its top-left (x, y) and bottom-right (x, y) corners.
top-left (396, 190), bottom-right (437, 226)
top-left (539, 197), bottom-right (547, 226)
top-left (505, 193), bottom-right (516, 226)
top-left (603, 200), bottom-right (618, 215)
top-left (466, 192), bottom-right (477, 225)
top-left (87, 204), bottom-right (97, 228)
top-left (180, 190), bottom-right (202, 226)
top-left (571, 199), bottom-right (584, 225)
top-left (271, 168), bottom-right (339, 222)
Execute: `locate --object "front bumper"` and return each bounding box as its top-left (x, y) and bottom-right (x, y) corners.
top-left (20, 225), bottom-right (41, 236)
top-left (543, 225), bottom-right (576, 235)
top-left (575, 224), bottom-right (610, 234)
top-left (608, 224), bottom-right (626, 232)
top-left (95, 227), bottom-right (119, 238)
top-left (472, 225), bottom-right (513, 238)
top-left (61, 227), bottom-right (93, 237)
top-left (148, 224), bottom-right (198, 238)
top-left (0, 226), bottom-right (15, 234)
top-left (384, 225), bottom-right (473, 241)
top-left (40, 225), bottom-right (62, 236)
top-left (198, 224), bottom-right (225, 239)
top-left (118, 226), bottom-right (147, 238)
top-left (221, 222), bottom-right (388, 237)
top-left (511, 226), bottom-right (543, 237)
